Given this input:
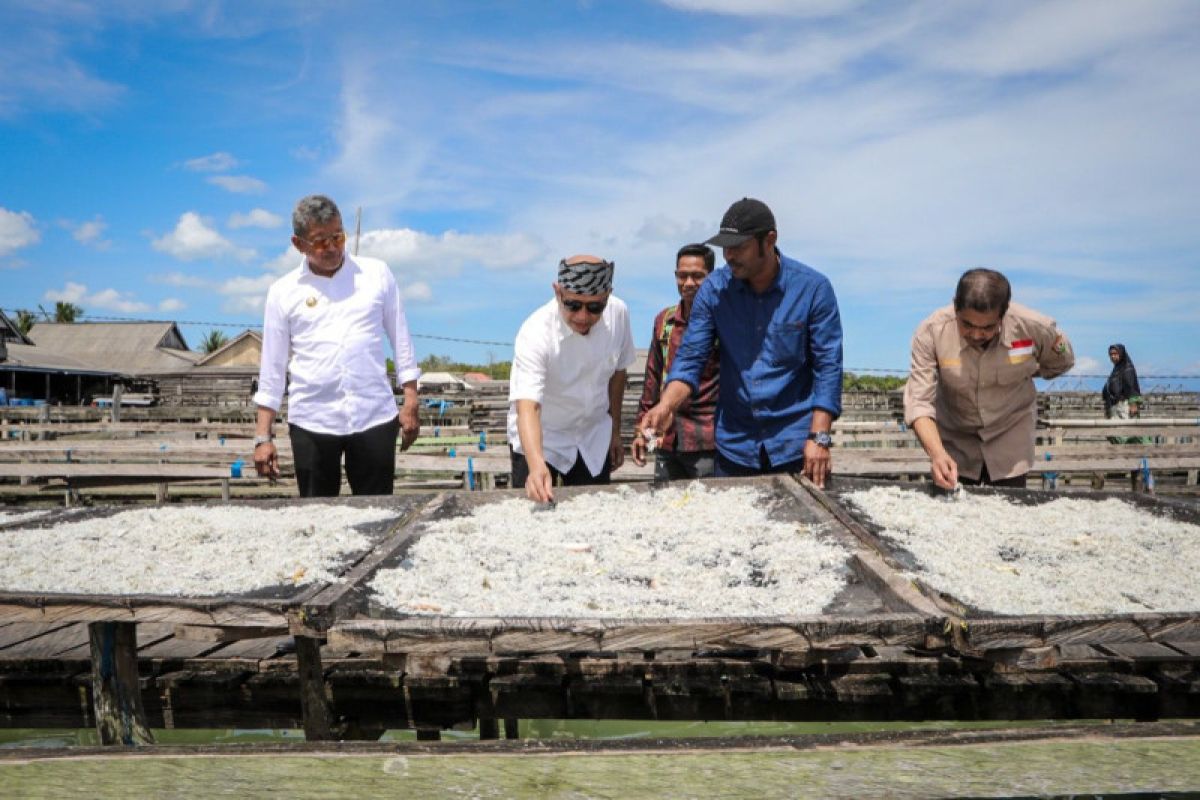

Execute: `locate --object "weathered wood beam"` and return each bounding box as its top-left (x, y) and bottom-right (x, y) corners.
top-left (88, 621), bottom-right (154, 746)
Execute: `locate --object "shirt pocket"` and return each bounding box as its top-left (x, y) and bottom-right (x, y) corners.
top-left (993, 359), bottom-right (1038, 387)
top-left (765, 320), bottom-right (808, 367)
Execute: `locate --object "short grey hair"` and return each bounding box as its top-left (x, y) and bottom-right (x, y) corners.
top-left (292, 195), bottom-right (342, 237)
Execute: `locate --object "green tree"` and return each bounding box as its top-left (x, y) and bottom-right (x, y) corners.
top-left (54, 302), bottom-right (83, 323)
top-left (200, 329), bottom-right (230, 354)
top-left (14, 309), bottom-right (35, 335)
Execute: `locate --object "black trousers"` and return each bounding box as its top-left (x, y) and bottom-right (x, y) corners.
top-left (961, 462), bottom-right (1027, 489)
top-left (510, 448), bottom-right (611, 490)
top-left (289, 416), bottom-right (399, 497)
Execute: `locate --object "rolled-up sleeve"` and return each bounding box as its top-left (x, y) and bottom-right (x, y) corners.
top-left (1034, 321), bottom-right (1074, 380)
top-left (666, 281), bottom-right (717, 395)
top-left (385, 269), bottom-right (422, 386)
top-left (253, 285), bottom-right (289, 411)
top-left (903, 320), bottom-right (939, 425)
top-left (808, 277), bottom-right (844, 418)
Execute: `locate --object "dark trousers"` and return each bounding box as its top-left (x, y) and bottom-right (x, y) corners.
top-left (510, 448), bottom-right (611, 490)
top-left (715, 446), bottom-right (804, 478)
top-left (289, 416), bottom-right (399, 497)
top-left (961, 462), bottom-right (1027, 489)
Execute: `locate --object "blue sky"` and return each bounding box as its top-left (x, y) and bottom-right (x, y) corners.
top-left (2, 0), bottom-right (1198, 387)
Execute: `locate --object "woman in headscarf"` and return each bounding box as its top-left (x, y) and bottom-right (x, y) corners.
top-left (1102, 344), bottom-right (1142, 420)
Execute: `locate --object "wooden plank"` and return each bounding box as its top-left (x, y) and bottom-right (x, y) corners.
top-left (0, 596), bottom-right (289, 627)
top-left (174, 624), bottom-right (289, 643)
top-left (294, 493), bottom-right (445, 633)
top-left (0, 621), bottom-right (78, 652)
top-left (88, 621), bottom-right (154, 746)
top-left (3, 622), bottom-right (90, 659)
top-left (1099, 642), bottom-right (1199, 664)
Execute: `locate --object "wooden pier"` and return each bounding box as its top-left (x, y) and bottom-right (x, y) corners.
top-left (0, 476), bottom-right (1198, 744)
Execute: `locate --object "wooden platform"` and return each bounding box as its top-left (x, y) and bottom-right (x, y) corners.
top-left (0, 476), bottom-right (1197, 742)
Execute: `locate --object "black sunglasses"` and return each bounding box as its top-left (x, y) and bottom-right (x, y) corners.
top-left (561, 298), bottom-right (607, 314)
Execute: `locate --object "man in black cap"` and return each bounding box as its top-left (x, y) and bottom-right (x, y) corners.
top-left (507, 254), bottom-right (637, 503)
top-left (640, 198), bottom-right (843, 486)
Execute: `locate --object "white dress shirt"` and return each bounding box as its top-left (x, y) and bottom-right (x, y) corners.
top-left (507, 295), bottom-right (636, 475)
top-left (254, 253), bottom-right (421, 436)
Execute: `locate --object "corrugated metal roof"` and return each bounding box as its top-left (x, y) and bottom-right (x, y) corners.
top-left (26, 322), bottom-right (200, 375)
top-left (0, 342), bottom-right (118, 375)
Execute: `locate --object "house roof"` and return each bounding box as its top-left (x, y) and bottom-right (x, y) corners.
top-left (0, 342), bottom-right (119, 376)
top-left (0, 310), bottom-right (33, 345)
top-left (418, 371), bottom-right (466, 386)
top-left (195, 329), bottom-right (262, 367)
top-left (26, 322), bottom-right (200, 375)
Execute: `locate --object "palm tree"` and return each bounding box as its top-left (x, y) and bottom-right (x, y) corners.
top-left (14, 310), bottom-right (35, 335)
top-left (54, 302), bottom-right (83, 323)
top-left (200, 329), bottom-right (229, 354)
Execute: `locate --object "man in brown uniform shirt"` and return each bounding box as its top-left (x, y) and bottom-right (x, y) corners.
top-left (904, 268), bottom-right (1074, 490)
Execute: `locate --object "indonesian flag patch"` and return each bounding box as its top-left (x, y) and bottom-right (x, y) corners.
top-left (1008, 338), bottom-right (1034, 364)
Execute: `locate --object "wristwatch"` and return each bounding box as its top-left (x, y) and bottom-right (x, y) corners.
top-left (807, 431), bottom-right (833, 448)
top-left (253, 434), bottom-right (275, 447)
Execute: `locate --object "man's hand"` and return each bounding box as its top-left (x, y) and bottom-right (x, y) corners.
top-left (929, 450), bottom-right (959, 490)
top-left (640, 402), bottom-right (675, 443)
top-left (253, 441), bottom-right (279, 479)
top-left (631, 432), bottom-right (647, 466)
top-left (609, 430), bottom-right (625, 472)
top-left (399, 404), bottom-right (420, 451)
top-left (802, 439), bottom-right (831, 488)
top-left (524, 462), bottom-right (554, 503)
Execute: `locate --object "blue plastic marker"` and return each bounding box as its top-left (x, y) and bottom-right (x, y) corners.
top-left (1043, 452), bottom-right (1057, 490)
top-left (230, 459), bottom-right (243, 478)
top-left (1141, 457), bottom-right (1154, 492)
top-left (448, 447), bottom-right (456, 458)
top-left (478, 431), bottom-right (487, 452)
top-left (467, 457), bottom-right (475, 490)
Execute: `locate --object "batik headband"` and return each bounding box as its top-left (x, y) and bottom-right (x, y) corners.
top-left (557, 258), bottom-right (614, 295)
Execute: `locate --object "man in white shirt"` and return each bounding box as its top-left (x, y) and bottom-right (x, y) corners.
top-left (252, 195), bottom-right (421, 496)
top-left (508, 255), bottom-right (637, 503)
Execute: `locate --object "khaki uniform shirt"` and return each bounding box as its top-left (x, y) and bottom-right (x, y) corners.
top-left (904, 302), bottom-right (1074, 481)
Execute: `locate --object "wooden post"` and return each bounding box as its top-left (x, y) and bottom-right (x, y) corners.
top-left (478, 718), bottom-right (499, 740)
top-left (221, 478), bottom-right (231, 501)
top-left (295, 635), bottom-right (335, 741)
top-left (416, 729), bottom-right (442, 741)
top-left (111, 384), bottom-right (123, 423)
top-left (504, 718), bottom-right (520, 739)
top-left (88, 621), bottom-right (154, 746)
top-left (155, 482), bottom-right (168, 503)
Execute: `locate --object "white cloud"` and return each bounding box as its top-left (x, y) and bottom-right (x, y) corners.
top-left (153, 271), bottom-right (212, 288)
top-left (228, 208), bottom-right (284, 229)
top-left (0, 208), bottom-right (40, 257)
top-left (43, 282), bottom-right (153, 313)
top-left (402, 281), bottom-right (433, 303)
top-left (0, 26), bottom-right (125, 119)
top-left (152, 212), bottom-right (254, 261)
top-left (1069, 355), bottom-right (1102, 376)
top-left (68, 216), bottom-right (111, 249)
top-left (659, 0), bottom-right (863, 17)
top-left (358, 228), bottom-right (547, 281)
top-left (44, 282), bottom-right (87, 304)
top-left (158, 298), bottom-right (185, 312)
top-left (184, 152), bottom-right (239, 172)
top-left (207, 175), bottom-right (268, 194)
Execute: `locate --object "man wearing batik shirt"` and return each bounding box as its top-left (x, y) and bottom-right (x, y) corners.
top-left (632, 243), bottom-right (720, 480)
top-left (905, 268), bottom-right (1074, 490)
top-left (508, 255), bottom-right (637, 503)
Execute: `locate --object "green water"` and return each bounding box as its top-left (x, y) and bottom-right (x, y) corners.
top-left (2, 738), bottom-right (1199, 798)
top-left (0, 718), bottom-right (1079, 748)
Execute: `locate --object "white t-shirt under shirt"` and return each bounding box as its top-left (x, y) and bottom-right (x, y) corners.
top-left (254, 253), bottom-right (421, 436)
top-left (507, 296), bottom-right (637, 476)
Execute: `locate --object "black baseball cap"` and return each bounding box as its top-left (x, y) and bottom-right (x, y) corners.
top-left (705, 197), bottom-right (776, 248)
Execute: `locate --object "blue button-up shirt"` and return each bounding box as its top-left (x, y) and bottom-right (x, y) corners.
top-left (666, 251), bottom-right (843, 469)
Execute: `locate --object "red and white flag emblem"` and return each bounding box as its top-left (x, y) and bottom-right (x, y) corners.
top-left (1008, 338), bottom-right (1034, 363)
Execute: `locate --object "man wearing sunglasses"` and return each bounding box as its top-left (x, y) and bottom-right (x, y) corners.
top-left (252, 194), bottom-right (422, 496)
top-left (905, 268), bottom-right (1074, 490)
top-left (632, 243), bottom-right (720, 480)
top-left (507, 255), bottom-right (637, 503)
top-left (640, 198), bottom-right (843, 487)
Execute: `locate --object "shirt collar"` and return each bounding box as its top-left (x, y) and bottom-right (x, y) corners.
top-left (302, 250), bottom-right (351, 281)
top-left (731, 248), bottom-right (786, 295)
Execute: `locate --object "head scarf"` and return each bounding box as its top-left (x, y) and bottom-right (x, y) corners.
top-left (1102, 343), bottom-right (1141, 411)
top-left (557, 257), bottom-right (614, 295)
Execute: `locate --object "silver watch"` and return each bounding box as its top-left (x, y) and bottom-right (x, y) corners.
top-left (807, 431), bottom-right (833, 448)
top-left (253, 434), bottom-right (275, 447)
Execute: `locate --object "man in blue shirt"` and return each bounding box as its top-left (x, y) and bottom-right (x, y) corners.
top-left (640, 198), bottom-right (843, 486)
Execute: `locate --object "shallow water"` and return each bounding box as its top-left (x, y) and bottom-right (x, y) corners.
top-left (2, 737), bottom-right (1198, 799)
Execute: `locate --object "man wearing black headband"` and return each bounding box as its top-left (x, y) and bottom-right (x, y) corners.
top-left (641, 198), bottom-right (844, 487)
top-left (507, 254), bottom-right (637, 502)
